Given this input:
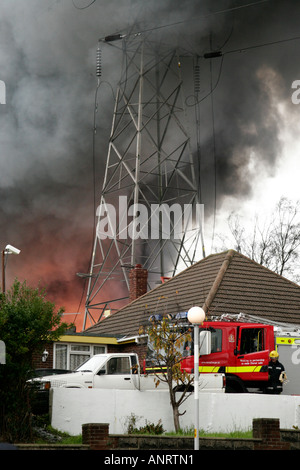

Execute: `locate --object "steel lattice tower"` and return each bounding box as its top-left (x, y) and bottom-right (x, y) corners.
top-left (82, 34), bottom-right (205, 329)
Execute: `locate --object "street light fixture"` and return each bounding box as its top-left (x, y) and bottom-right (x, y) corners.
top-left (2, 244), bottom-right (21, 293)
top-left (188, 306), bottom-right (206, 451)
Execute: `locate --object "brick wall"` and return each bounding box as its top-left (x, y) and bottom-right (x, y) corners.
top-left (82, 423), bottom-right (117, 450)
top-left (82, 419), bottom-right (293, 451)
top-left (253, 418), bottom-right (290, 450)
top-left (31, 342), bottom-right (53, 369)
top-left (281, 429), bottom-right (300, 450)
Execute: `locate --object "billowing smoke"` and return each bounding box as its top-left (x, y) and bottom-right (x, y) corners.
top-left (187, 0), bottom-right (300, 214)
top-left (0, 0), bottom-right (298, 326)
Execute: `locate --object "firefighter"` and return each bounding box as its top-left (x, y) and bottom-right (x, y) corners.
top-left (265, 350), bottom-right (286, 394)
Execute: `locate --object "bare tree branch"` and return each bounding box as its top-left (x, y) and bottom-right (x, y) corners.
top-left (219, 197), bottom-right (300, 282)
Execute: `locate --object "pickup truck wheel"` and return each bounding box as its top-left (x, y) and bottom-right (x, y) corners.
top-left (225, 385), bottom-right (237, 393)
top-left (225, 376), bottom-right (247, 393)
top-left (225, 382), bottom-right (247, 393)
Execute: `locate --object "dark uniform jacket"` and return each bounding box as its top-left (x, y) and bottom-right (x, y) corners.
top-left (266, 360), bottom-right (285, 394)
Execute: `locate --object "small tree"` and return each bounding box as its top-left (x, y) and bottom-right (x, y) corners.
top-left (0, 279), bottom-right (70, 442)
top-left (147, 316), bottom-right (193, 432)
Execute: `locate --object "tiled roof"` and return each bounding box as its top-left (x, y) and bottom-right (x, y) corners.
top-left (84, 249), bottom-right (300, 338)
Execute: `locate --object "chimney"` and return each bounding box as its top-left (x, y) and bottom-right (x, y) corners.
top-left (129, 264), bottom-right (148, 301)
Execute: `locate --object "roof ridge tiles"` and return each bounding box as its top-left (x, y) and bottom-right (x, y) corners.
top-left (202, 249), bottom-right (235, 313)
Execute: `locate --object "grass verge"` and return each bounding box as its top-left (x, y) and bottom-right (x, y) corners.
top-left (165, 427), bottom-right (252, 438)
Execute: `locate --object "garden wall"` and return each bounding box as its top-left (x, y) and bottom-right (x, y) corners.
top-left (15, 419), bottom-right (300, 451)
top-left (81, 418), bottom-right (292, 450)
top-left (50, 388), bottom-right (300, 436)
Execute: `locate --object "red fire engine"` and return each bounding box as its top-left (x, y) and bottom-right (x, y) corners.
top-left (180, 313), bottom-right (300, 394)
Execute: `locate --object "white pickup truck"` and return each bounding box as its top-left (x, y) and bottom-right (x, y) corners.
top-left (33, 353), bottom-right (225, 393)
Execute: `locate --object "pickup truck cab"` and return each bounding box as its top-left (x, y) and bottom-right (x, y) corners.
top-left (34, 353), bottom-right (142, 390)
top-left (32, 353), bottom-right (225, 393)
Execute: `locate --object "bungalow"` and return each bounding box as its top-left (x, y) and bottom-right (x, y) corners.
top-left (36, 249), bottom-right (300, 370)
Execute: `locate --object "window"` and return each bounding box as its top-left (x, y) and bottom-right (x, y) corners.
top-left (94, 346), bottom-right (106, 355)
top-left (106, 357), bottom-right (130, 375)
top-left (130, 355), bottom-right (139, 372)
top-left (54, 343), bottom-right (106, 370)
top-left (55, 344), bottom-right (67, 369)
top-left (70, 345), bottom-right (90, 370)
top-left (240, 328), bottom-right (264, 355)
top-left (210, 329), bottom-right (222, 353)
top-left (198, 328), bottom-right (222, 353)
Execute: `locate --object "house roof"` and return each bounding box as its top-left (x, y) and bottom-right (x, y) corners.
top-left (83, 249), bottom-right (300, 338)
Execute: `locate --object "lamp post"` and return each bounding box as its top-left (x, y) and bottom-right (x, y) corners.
top-left (2, 244), bottom-right (21, 293)
top-left (188, 306), bottom-right (206, 451)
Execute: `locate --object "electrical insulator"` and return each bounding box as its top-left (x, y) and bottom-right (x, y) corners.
top-left (194, 65), bottom-right (200, 94)
top-left (96, 46), bottom-right (102, 78)
top-left (104, 34), bottom-right (125, 42)
top-left (204, 51), bottom-right (222, 59)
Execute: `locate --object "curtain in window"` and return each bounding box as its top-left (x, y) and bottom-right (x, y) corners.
top-left (70, 354), bottom-right (90, 370)
top-left (55, 344), bottom-right (67, 369)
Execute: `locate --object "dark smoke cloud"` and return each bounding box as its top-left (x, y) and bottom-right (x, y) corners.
top-left (185, 0), bottom-right (300, 215)
top-left (0, 0), bottom-right (299, 326)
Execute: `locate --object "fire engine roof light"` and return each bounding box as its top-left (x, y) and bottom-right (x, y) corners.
top-left (187, 306), bottom-right (205, 325)
top-left (148, 314), bottom-right (163, 322)
top-left (175, 311), bottom-right (188, 320)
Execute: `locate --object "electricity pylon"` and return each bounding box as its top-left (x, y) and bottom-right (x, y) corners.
top-left (81, 33), bottom-right (205, 329)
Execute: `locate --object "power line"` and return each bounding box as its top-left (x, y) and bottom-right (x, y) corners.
top-left (99, 0), bottom-right (271, 41)
top-left (72, 0), bottom-right (96, 10)
top-left (224, 33), bottom-right (300, 56)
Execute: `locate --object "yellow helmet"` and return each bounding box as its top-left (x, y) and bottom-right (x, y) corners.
top-left (269, 350), bottom-right (279, 358)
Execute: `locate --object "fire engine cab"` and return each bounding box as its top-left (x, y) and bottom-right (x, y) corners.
top-left (179, 313), bottom-right (300, 394)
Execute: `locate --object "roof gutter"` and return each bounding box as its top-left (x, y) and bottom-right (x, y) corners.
top-left (58, 334), bottom-right (119, 345)
top-left (117, 334), bottom-right (148, 344)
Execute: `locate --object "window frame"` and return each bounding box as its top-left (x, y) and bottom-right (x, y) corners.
top-left (53, 342), bottom-right (107, 370)
top-left (239, 327), bottom-right (265, 355)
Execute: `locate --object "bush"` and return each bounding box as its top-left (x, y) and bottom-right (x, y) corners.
top-left (0, 280), bottom-right (69, 442)
top-left (126, 413), bottom-right (165, 435)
